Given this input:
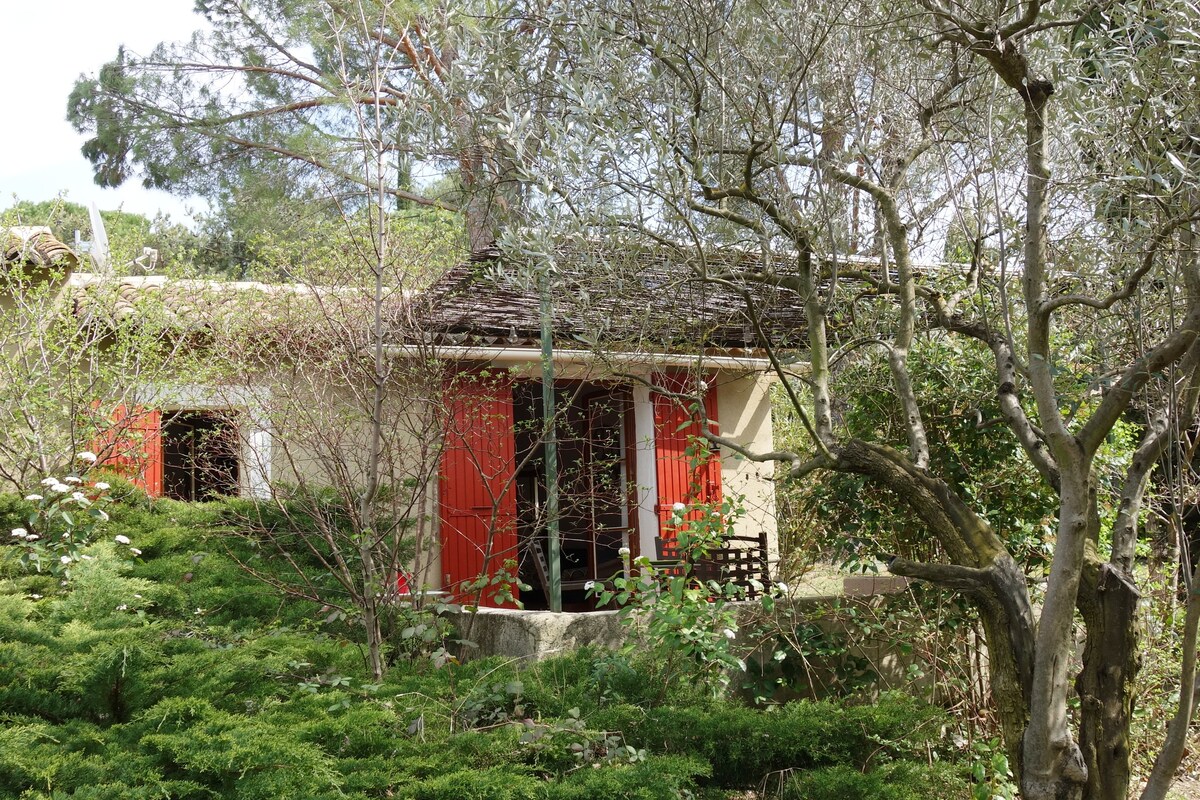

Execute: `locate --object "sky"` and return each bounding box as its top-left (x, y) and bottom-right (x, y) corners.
top-left (0, 1), bottom-right (208, 226)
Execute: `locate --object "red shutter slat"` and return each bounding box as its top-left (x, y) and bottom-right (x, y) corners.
top-left (139, 409), bottom-right (163, 497)
top-left (438, 374), bottom-right (519, 607)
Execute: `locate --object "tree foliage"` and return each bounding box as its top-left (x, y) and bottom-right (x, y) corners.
top-left (477, 1), bottom-right (1200, 798)
top-left (66, 0), bottom-right (551, 251)
top-left (58, 0), bottom-right (1200, 796)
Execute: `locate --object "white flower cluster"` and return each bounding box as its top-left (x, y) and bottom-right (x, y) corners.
top-left (34, 479), bottom-right (103, 506)
top-left (14, 463), bottom-right (123, 574)
top-left (112, 534), bottom-right (140, 555)
top-left (40, 476), bottom-right (71, 494)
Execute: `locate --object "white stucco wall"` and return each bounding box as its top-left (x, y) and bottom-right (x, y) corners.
top-left (715, 371), bottom-right (779, 563)
top-left (174, 357), bottom-right (779, 597)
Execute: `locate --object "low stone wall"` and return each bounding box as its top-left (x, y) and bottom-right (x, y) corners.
top-left (445, 594), bottom-right (902, 669)
top-left (443, 586), bottom-right (974, 704)
top-left (447, 606), bottom-right (627, 662)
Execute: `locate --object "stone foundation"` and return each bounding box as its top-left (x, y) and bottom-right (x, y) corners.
top-left (447, 606), bottom-right (627, 662)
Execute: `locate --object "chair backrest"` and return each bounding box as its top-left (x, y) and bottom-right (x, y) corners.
top-left (527, 538), bottom-right (593, 596)
top-left (652, 533), bottom-right (772, 596)
top-left (654, 536), bottom-right (681, 561)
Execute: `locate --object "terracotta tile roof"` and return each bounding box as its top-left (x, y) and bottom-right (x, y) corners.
top-left (3, 227), bottom-right (78, 269)
top-left (68, 274), bottom-right (416, 348)
top-left (416, 243), bottom-right (809, 351)
top-left (70, 275), bottom-right (291, 327)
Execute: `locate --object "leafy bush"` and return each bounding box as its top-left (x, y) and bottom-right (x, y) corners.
top-left (400, 765), bottom-right (543, 800)
top-left (545, 755), bottom-right (710, 800)
top-left (594, 691), bottom-right (951, 787)
top-left (508, 647), bottom-right (671, 717)
top-left (783, 760), bottom-right (970, 800)
top-left (137, 697), bottom-right (345, 799)
top-left (6, 460), bottom-right (129, 578)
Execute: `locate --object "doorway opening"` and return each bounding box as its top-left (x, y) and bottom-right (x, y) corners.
top-left (512, 381), bottom-right (631, 610)
top-left (162, 411), bottom-right (240, 501)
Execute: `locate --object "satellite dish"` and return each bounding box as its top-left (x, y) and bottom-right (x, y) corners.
top-left (87, 202), bottom-right (111, 273)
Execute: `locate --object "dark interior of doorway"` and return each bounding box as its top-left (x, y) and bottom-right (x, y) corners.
top-left (162, 411), bottom-right (240, 501)
top-left (512, 382), bottom-right (629, 611)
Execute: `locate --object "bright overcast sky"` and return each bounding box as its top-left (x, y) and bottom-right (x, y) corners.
top-left (1, 1), bottom-right (208, 225)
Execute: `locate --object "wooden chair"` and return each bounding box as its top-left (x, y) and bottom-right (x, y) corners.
top-left (526, 538), bottom-right (593, 598)
top-left (651, 531), bottom-right (772, 596)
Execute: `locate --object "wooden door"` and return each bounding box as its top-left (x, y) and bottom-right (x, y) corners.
top-left (438, 374), bottom-right (519, 607)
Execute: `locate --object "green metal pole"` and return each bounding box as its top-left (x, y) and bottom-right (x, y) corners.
top-left (539, 269), bottom-right (561, 612)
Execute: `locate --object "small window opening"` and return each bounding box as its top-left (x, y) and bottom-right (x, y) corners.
top-left (162, 411), bottom-right (240, 501)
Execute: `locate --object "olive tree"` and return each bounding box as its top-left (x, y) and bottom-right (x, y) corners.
top-left (483, 0), bottom-right (1200, 797)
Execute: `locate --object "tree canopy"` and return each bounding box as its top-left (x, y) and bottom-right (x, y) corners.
top-left (480, 1), bottom-right (1200, 798)
top-left (67, 0), bottom-right (553, 252)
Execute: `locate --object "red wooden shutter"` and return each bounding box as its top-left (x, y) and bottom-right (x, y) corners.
top-left (95, 405), bottom-right (163, 497)
top-left (652, 372), bottom-right (721, 543)
top-left (438, 374), bottom-right (519, 607)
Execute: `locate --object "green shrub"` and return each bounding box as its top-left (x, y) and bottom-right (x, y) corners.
top-left (513, 648), bottom-right (604, 717)
top-left (0, 490), bottom-right (967, 799)
top-left (0, 598), bottom-right (169, 725)
top-left (783, 760), bottom-right (970, 800)
top-left (546, 755), bottom-right (710, 800)
top-left (399, 765), bottom-right (543, 800)
top-left (15, 782), bottom-right (214, 800)
top-left (135, 697), bottom-right (345, 799)
top-left (46, 543), bottom-right (161, 627)
top-left (594, 691), bottom-right (950, 787)
top-left (518, 649), bottom-right (712, 718)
